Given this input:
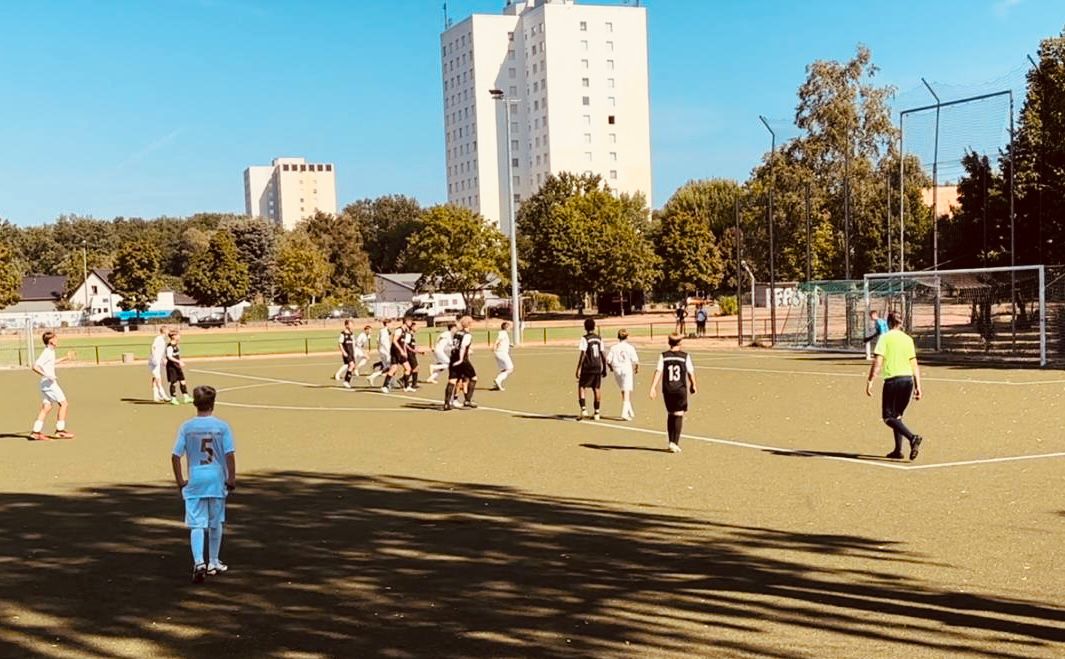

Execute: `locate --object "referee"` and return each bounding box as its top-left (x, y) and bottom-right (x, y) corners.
top-left (865, 312), bottom-right (925, 461)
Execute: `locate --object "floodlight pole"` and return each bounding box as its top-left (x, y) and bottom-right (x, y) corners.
top-left (1009, 91), bottom-right (1016, 349)
top-left (759, 115), bottom-right (776, 346)
top-left (81, 240), bottom-right (89, 321)
top-left (490, 88), bottom-right (522, 346)
top-left (922, 78), bottom-right (941, 271)
top-left (741, 260), bottom-right (756, 344)
top-left (1027, 54), bottom-right (1042, 264)
top-left (735, 197), bottom-right (743, 346)
top-left (898, 115), bottom-right (905, 273)
top-left (804, 182), bottom-right (811, 283)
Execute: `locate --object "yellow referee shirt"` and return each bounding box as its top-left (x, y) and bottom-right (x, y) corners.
top-left (874, 329), bottom-right (916, 379)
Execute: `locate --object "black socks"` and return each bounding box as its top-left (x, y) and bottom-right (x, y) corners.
top-left (667, 415), bottom-right (683, 445)
top-left (465, 379), bottom-right (476, 403)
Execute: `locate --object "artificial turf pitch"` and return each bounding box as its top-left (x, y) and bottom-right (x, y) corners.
top-left (1, 346), bottom-right (1063, 657)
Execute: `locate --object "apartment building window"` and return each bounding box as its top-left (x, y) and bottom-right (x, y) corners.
top-left (584, 133), bottom-right (592, 144)
top-left (533, 100), bottom-right (539, 110)
top-left (512, 157), bottom-right (519, 168)
top-left (511, 140), bottom-right (519, 151)
top-left (582, 96), bottom-right (590, 106)
top-left (579, 21), bottom-right (587, 31)
top-left (509, 86), bottom-right (517, 96)
top-left (608, 115), bottom-right (616, 124)
top-left (510, 121), bottom-right (519, 133)
top-left (606, 41), bottom-right (614, 52)
top-left (282, 164), bottom-right (289, 171)
top-left (534, 117), bottom-right (540, 128)
top-left (532, 45), bottom-right (538, 55)
top-left (581, 59), bottom-right (589, 69)
top-left (537, 173), bottom-right (542, 184)
top-left (608, 96), bottom-right (616, 107)
top-left (607, 59), bottom-right (614, 70)
top-left (513, 176), bottom-right (520, 187)
top-left (609, 133), bottom-right (617, 143)
top-left (608, 78), bottom-right (615, 88)
top-left (509, 67), bottom-right (516, 78)
top-left (536, 154), bottom-right (542, 165)
top-left (583, 114), bottom-right (591, 126)
top-left (533, 63), bottom-right (539, 74)
top-left (580, 40), bottom-right (588, 51)
top-left (609, 170), bottom-right (618, 180)
top-left (585, 151), bottom-right (592, 162)
top-left (606, 21), bottom-right (613, 32)
top-left (609, 152), bottom-right (617, 161)
top-left (508, 49), bottom-right (515, 60)
top-left (535, 136), bottom-right (540, 147)
top-left (508, 31), bottom-right (514, 41)
top-left (533, 81), bottom-right (539, 92)
top-left (582, 77), bottom-right (589, 87)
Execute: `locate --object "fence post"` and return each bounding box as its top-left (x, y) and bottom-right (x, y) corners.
top-left (304, 338), bottom-right (309, 355)
top-left (650, 323), bottom-right (654, 340)
top-left (17, 348), bottom-right (22, 367)
top-left (543, 327), bottom-right (547, 344)
top-left (95, 345), bottom-right (100, 365)
top-left (238, 342), bottom-right (243, 359)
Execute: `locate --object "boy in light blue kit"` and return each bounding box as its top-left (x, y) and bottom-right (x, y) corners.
top-left (171, 385), bottom-right (236, 583)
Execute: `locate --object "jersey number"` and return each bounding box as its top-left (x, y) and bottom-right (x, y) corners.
top-left (667, 364), bottom-right (682, 383)
top-left (199, 437), bottom-right (215, 465)
top-left (590, 344), bottom-right (600, 358)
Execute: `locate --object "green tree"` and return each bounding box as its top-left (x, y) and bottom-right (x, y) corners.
top-left (110, 240), bottom-right (163, 313)
top-left (401, 205), bottom-right (509, 311)
top-left (657, 179), bottom-right (742, 234)
top-left (653, 211), bottom-right (723, 300)
top-left (224, 218), bottom-right (280, 301)
top-left (275, 231), bottom-right (332, 307)
top-left (298, 211), bottom-right (374, 302)
top-left (0, 240), bottom-right (22, 309)
top-left (342, 195), bottom-right (422, 273)
top-left (183, 229), bottom-right (249, 318)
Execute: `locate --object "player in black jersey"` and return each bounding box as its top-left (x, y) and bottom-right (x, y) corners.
top-left (381, 320), bottom-right (412, 393)
top-left (649, 333), bottom-right (698, 453)
top-left (444, 315), bottom-right (478, 410)
top-left (335, 320), bottom-right (357, 388)
top-left (575, 318), bottom-right (607, 421)
top-left (404, 319), bottom-right (426, 391)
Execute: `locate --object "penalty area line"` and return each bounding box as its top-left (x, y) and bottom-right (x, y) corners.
top-left (216, 401), bottom-right (422, 412)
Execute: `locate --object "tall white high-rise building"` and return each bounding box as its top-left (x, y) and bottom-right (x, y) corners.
top-left (244, 157), bottom-right (337, 230)
top-left (441, 0), bottom-right (651, 234)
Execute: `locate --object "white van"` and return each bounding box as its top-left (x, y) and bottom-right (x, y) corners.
top-left (408, 293), bottom-right (467, 320)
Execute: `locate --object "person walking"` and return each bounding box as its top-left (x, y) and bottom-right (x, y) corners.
top-left (606, 329), bottom-right (639, 420)
top-left (866, 312), bottom-right (925, 461)
top-left (863, 309), bottom-right (889, 360)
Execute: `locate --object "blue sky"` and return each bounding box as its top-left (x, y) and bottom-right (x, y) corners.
top-left (0, 0), bottom-right (1059, 226)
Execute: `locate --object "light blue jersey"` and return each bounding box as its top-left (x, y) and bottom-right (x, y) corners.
top-left (875, 318), bottom-right (889, 335)
top-left (172, 416), bottom-right (235, 500)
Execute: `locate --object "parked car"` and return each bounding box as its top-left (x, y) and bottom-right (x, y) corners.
top-left (273, 309), bottom-right (304, 326)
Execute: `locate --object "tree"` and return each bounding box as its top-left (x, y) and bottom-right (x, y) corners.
top-left (657, 179), bottom-right (742, 235)
top-left (401, 205), bottom-right (509, 311)
top-left (0, 240), bottom-right (22, 309)
top-left (299, 211), bottom-right (374, 303)
top-left (653, 211), bottom-right (724, 300)
top-left (110, 240), bottom-right (163, 313)
top-left (342, 195), bottom-right (422, 273)
top-left (275, 231), bottom-right (332, 307)
top-left (224, 218), bottom-right (280, 301)
top-left (183, 229), bottom-right (249, 317)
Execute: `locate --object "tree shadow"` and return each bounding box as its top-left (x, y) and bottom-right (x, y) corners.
top-left (580, 443), bottom-right (668, 453)
top-left (0, 472), bottom-right (1061, 657)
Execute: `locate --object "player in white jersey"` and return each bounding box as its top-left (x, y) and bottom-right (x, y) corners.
top-left (606, 329), bottom-right (640, 420)
top-left (171, 386), bottom-right (236, 583)
top-left (367, 319), bottom-right (393, 386)
top-left (149, 325), bottom-right (170, 402)
top-left (30, 331), bottom-right (75, 441)
top-left (353, 325), bottom-right (372, 376)
top-left (492, 321), bottom-right (514, 391)
top-left (426, 322), bottom-right (456, 384)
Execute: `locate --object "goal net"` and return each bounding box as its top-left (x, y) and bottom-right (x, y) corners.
top-left (777, 267), bottom-right (1053, 365)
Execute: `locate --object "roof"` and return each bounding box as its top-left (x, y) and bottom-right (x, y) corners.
top-left (375, 273), bottom-right (422, 291)
top-left (91, 268), bottom-right (114, 288)
top-left (169, 291), bottom-right (198, 305)
top-left (20, 275), bottom-right (67, 301)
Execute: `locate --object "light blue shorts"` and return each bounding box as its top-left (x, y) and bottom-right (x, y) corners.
top-left (184, 497), bottom-right (226, 529)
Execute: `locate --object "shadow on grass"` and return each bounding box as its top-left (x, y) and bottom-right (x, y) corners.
top-left (120, 398), bottom-right (169, 406)
top-left (764, 449), bottom-right (902, 463)
top-left (580, 443), bottom-right (668, 453)
top-left (0, 472), bottom-right (1061, 657)
top-left (0, 432), bottom-right (30, 441)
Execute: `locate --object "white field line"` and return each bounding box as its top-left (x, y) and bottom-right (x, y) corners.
top-left (191, 366), bottom-right (1065, 471)
top-left (216, 382), bottom-right (287, 394)
top-left (217, 401), bottom-right (420, 412)
top-left (691, 364), bottom-right (1065, 387)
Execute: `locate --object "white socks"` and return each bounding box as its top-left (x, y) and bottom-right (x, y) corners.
top-left (334, 365), bottom-right (347, 380)
top-left (56, 420), bottom-right (66, 432)
top-left (497, 370), bottom-right (511, 385)
top-left (32, 420), bottom-right (44, 433)
top-left (191, 528), bottom-right (206, 565)
top-left (208, 524), bottom-right (223, 565)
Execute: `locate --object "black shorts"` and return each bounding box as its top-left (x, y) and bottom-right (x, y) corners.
top-left (449, 362), bottom-right (476, 381)
top-left (390, 346), bottom-right (409, 365)
top-left (663, 391), bottom-right (688, 413)
top-left (881, 376), bottom-right (913, 420)
top-left (342, 352), bottom-right (355, 364)
top-left (408, 352), bottom-right (419, 369)
top-left (578, 371), bottom-right (603, 389)
top-left (166, 364), bottom-right (185, 383)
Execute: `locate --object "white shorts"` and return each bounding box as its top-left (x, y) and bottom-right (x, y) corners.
top-left (433, 351), bottom-right (449, 366)
top-left (149, 361), bottom-right (163, 379)
top-left (354, 348), bottom-right (367, 360)
top-left (613, 370), bottom-right (634, 393)
top-left (184, 497), bottom-right (226, 529)
top-left (378, 350), bottom-right (391, 368)
top-left (40, 380), bottom-right (66, 404)
top-left (495, 353), bottom-right (513, 371)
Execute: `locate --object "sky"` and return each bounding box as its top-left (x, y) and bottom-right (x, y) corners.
top-left (0, 0), bottom-right (1060, 226)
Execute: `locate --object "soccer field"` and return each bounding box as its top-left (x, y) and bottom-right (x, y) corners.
top-left (1, 347), bottom-right (1063, 657)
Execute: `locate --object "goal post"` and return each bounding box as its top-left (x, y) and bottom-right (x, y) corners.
top-left (863, 265), bottom-right (1047, 366)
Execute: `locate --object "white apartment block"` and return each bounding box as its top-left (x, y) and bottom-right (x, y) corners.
top-left (244, 157), bottom-right (337, 230)
top-left (441, 0), bottom-right (652, 234)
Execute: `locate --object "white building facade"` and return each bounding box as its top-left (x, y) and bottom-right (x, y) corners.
top-left (441, 0), bottom-right (651, 234)
top-left (244, 157), bottom-right (338, 230)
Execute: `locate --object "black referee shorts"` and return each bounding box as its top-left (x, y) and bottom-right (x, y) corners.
top-left (881, 376), bottom-right (914, 420)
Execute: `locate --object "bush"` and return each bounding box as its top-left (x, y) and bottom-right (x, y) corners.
top-left (716, 295), bottom-right (738, 316)
top-left (242, 303), bottom-right (269, 323)
top-left (305, 303), bottom-right (335, 320)
top-left (529, 292), bottom-right (563, 313)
